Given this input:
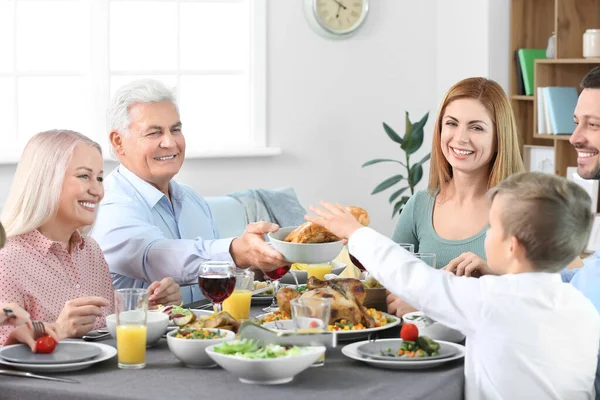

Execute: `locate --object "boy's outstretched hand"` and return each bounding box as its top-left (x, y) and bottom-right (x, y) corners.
top-left (306, 201), bottom-right (364, 240)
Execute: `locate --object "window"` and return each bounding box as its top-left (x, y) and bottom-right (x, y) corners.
top-left (0, 0), bottom-right (271, 163)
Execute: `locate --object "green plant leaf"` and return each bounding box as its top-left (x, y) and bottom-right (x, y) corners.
top-left (382, 122), bottom-right (403, 145)
top-left (405, 111), bottom-right (413, 138)
top-left (388, 186), bottom-right (409, 203)
top-left (417, 153), bottom-right (431, 165)
top-left (371, 174), bottom-right (404, 195)
top-left (401, 112), bottom-right (429, 155)
top-left (362, 158), bottom-right (404, 168)
top-left (392, 196), bottom-right (411, 217)
top-left (409, 163), bottom-right (424, 186)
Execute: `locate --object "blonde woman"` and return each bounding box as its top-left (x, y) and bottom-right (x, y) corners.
top-left (0, 222), bottom-right (59, 351)
top-left (386, 77), bottom-right (525, 317)
top-left (0, 130), bottom-right (182, 344)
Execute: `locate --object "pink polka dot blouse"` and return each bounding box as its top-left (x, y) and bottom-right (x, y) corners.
top-left (0, 230), bottom-right (116, 343)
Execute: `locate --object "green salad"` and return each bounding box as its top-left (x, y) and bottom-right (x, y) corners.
top-left (214, 339), bottom-right (304, 359)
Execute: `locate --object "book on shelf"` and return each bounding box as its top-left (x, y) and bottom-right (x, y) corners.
top-left (517, 48), bottom-right (547, 96)
top-left (514, 51), bottom-right (525, 96)
top-left (546, 87), bottom-right (578, 134)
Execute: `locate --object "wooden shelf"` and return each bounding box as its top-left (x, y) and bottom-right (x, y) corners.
top-left (510, 0), bottom-right (600, 177)
top-left (511, 95), bottom-right (534, 101)
top-left (533, 134), bottom-right (572, 141)
top-left (536, 58), bottom-right (600, 64)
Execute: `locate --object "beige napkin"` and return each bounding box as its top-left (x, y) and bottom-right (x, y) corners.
top-left (334, 246), bottom-right (362, 279)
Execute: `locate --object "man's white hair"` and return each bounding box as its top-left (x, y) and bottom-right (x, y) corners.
top-left (106, 79), bottom-right (178, 157)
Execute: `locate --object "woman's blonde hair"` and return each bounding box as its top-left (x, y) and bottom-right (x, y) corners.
top-left (1, 130), bottom-right (102, 237)
top-left (428, 77), bottom-right (525, 194)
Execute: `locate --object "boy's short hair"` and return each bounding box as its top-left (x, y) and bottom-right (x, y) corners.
top-left (488, 172), bottom-right (593, 272)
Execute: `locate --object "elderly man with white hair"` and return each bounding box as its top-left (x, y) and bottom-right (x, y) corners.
top-left (91, 79), bottom-right (288, 303)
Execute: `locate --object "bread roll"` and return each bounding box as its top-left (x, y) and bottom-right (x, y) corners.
top-left (284, 206), bottom-right (369, 243)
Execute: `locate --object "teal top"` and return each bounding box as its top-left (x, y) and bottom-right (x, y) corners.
top-left (391, 190), bottom-right (488, 269)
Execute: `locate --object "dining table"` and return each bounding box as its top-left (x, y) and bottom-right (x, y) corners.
top-left (0, 305), bottom-right (465, 400)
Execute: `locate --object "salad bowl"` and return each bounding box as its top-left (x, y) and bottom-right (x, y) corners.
top-left (205, 340), bottom-right (326, 384)
top-left (167, 328), bottom-right (235, 368)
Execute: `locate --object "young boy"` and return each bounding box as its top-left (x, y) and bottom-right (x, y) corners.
top-left (307, 172), bottom-right (600, 400)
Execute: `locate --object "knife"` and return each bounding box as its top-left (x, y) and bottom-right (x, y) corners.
top-left (0, 369), bottom-right (80, 383)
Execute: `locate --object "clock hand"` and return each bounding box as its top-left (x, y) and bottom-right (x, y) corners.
top-left (335, 3), bottom-right (341, 18)
top-left (333, 0), bottom-right (347, 10)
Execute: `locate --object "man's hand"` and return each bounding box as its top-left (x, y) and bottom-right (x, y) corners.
top-left (148, 277), bottom-right (182, 308)
top-left (442, 252), bottom-right (494, 277)
top-left (305, 201), bottom-right (363, 240)
top-left (386, 291), bottom-right (417, 318)
top-left (230, 222), bottom-right (288, 270)
top-left (54, 296), bottom-right (109, 339)
top-left (5, 322), bottom-right (60, 352)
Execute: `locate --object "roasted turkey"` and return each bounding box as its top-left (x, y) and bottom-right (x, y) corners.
top-left (283, 206), bottom-right (370, 243)
top-left (276, 277), bottom-right (375, 328)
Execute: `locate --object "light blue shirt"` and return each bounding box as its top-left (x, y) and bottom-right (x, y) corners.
top-left (561, 252), bottom-right (600, 399)
top-left (91, 165), bottom-right (234, 304)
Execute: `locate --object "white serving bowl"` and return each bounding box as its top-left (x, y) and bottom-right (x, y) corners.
top-left (268, 227), bottom-right (344, 265)
top-left (166, 328), bottom-right (235, 368)
top-left (402, 311), bottom-right (465, 343)
top-left (205, 342), bottom-right (326, 384)
top-left (105, 311), bottom-right (169, 347)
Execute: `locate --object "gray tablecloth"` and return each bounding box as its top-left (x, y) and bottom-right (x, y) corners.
top-left (0, 306), bottom-right (465, 400)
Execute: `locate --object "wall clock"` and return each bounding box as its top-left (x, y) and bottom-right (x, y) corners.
top-left (304, 0), bottom-right (369, 39)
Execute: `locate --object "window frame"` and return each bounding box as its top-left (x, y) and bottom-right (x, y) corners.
top-left (0, 0), bottom-right (277, 164)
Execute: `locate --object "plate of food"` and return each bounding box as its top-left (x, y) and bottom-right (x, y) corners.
top-left (251, 281), bottom-right (274, 304)
top-left (355, 336), bottom-right (459, 361)
top-left (158, 305), bottom-right (241, 332)
top-left (342, 338), bottom-right (465, 370)
top-left (254, 276), bottom-right (400, 341)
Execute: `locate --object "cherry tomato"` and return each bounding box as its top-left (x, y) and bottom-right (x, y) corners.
top-left (35, 336), bottom-right (56, 354)
top-left (400, 323), bottom-right (419, 342)
top-left (309, 321), bottom-right (320, 329)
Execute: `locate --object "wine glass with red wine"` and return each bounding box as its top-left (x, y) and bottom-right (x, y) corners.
top-left (198, 261), bottom-right (236, 313)
top-left (262, 264), bottom-right (292, 312)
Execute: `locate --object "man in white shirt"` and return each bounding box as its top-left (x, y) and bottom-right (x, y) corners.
top-left (306, 172), bottom-right (600, 400)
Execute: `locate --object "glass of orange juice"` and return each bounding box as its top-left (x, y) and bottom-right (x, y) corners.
top-left (223, 269), bottom-right (254, 320)
top-left (306, 263), bottom-right (333, 280)
top-left (115, 288), bottom-right (148, 369)
top-left (290, 297), bottom-right (331, 367)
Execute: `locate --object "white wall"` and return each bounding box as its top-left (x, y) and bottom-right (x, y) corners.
top-left (0, 0), bottom-right (510, 237)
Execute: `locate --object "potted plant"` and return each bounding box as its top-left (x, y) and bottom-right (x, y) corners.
top-left (363, 112), bottom-right (430, 217)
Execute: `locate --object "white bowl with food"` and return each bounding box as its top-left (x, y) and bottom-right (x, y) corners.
top-left (166, 328), bottom-right (235, 368)
top-left (268, 227), bottom-right (344, 265)
top-left (205, 340), bottom-right (326, 384)
top-left (402, 312), bottom-right (465, 343)
top-left (105, 311), bottom-right (169, 347)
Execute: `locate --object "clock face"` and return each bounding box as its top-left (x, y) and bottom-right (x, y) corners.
top-left (314, 0), bottom-right (367, 34)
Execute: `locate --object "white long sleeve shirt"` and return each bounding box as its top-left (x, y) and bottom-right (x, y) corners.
top-left (349, 227), bottom-right (600, 400)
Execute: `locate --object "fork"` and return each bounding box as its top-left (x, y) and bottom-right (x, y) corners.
top-left (31, 320), bottom-right (45, 340)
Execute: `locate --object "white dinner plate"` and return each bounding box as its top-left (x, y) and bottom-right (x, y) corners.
top-left (342, 339), bottom-right (465, 370)
top-left (255, 312), bottom-right (400, 342)
top-left (0, 342), bottom-right (101, 364)
top-left (0, 342), bottom-right (116, 373)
